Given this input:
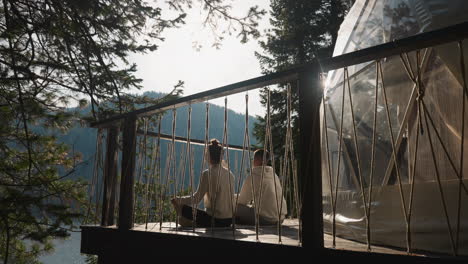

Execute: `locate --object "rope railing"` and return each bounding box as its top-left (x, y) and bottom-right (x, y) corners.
top-left (344, 67), bottom-right (369, 249)
top-left (84, 128), bottom-right (104, 225)
top-left (84, 22), bottom-right (468, 258)
top-left (456, 40), bottom-right (467, 254)
top-left (232, 94), bottom-right (253, 232)
top-left (322, 39), bottom-right (468, 257)
top-left (103, 89), bottom-right (301, 244)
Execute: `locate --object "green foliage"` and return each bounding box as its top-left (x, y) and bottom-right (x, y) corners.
top-left (85, 254), bottom-right (98, 264)
top-left (0, 0), bottom-right (264, 262)
top-left (167, 0), bottom-right (266, 47)
top-left (0, 0), bottom-right (171, 260)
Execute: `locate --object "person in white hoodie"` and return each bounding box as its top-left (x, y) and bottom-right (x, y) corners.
top-left (171, 139), bottom-right (235, 228)
top-left (236, 149), bottom-right (287, 225)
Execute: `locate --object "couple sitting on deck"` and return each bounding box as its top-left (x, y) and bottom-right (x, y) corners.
top-left (171, 138), bottom-right (287, 228)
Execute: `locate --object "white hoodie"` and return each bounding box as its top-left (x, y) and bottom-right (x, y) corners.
top-left (237, 166), bottom-right (287, 223)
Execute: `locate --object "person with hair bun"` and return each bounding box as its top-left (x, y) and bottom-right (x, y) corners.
top-left (171, 139), bottom-right (235, 227)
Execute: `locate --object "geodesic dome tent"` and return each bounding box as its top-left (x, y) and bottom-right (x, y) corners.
top-left (321, 0), bottom-right (468, 255)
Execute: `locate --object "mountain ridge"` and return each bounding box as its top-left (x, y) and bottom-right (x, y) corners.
top-left (59, 91), bottom-right (258, 184)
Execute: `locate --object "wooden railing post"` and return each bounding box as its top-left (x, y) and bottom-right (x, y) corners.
top-left (298, 64), bottom-right (324, 250)
top-left (101, 126), bottom-right (119, 226)
top-left (118, 115), bottom-right (137, 230)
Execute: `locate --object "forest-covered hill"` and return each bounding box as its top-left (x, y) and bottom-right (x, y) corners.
top-left (59, 92), bottom-right (258, 185)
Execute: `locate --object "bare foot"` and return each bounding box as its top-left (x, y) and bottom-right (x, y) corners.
top-left (171, 198), bottom-right (182, 215)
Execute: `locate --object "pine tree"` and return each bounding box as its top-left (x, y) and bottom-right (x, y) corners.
top-left (254, 0), bottom-right (354, 164)
top-left (0, 0), bottom-right (264, 262)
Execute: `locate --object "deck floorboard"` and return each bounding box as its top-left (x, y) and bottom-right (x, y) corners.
top-left (130, 219), bottom-right (420, 256)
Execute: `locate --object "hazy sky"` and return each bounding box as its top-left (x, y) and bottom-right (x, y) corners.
top-left (128, 1), bottom-right (272, 117)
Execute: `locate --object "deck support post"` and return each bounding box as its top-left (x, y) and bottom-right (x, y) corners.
top-left (298, 64), bottom-right (324, 250)
top-left (118, 115), bottom-right (137, 230)
top-left (101, 126), bottom-right (119, 226)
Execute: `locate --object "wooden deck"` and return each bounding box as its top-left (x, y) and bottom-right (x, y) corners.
top-left (133, 219), bottom-right (301, 247)
top-left (131, 218), bottom-right (417, 256)
top-left (82, 220), bottom-right (468, 262)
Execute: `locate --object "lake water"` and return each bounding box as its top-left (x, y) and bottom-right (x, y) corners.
top-left (39, 232), bottom-right (86, 264)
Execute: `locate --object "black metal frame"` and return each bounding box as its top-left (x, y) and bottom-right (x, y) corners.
top-left (81, 21), bottom-right (468, 261)
top-left (136, 130), bottom-right (256, 151)
top-left (90, 21), bottom-right (468, 129)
